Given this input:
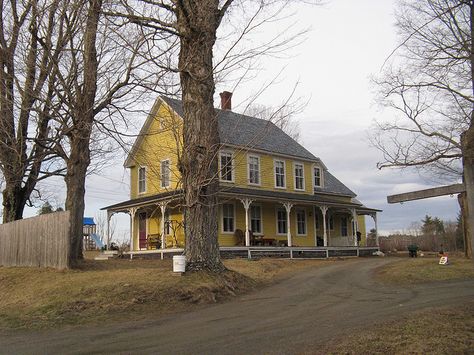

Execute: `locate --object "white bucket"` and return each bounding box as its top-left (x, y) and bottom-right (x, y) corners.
top-left (173, 255), bottom-right (186, 273)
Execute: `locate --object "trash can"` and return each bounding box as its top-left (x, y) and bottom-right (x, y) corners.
top-left (173, 255), bottom-right (186, 273)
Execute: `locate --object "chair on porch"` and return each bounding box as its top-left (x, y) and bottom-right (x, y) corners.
top-left (234, 229), bottom-right (245, 246)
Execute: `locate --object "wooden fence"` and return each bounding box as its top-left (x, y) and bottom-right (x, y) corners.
top-left (0, 211), bottom-right (70, 269)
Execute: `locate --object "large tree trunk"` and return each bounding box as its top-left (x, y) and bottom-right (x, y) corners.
top-left (457, 192), bottom-right (473, 258)
top-left (2, 184), bottom-right (27, 223)
top-left (65, 0), bottom-right (100, 267)
top-left (176, 0), bottom-right (224, 272)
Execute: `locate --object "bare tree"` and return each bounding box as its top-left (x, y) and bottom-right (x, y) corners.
top-left (0, 0), bottom-right (70, 223)
top-left (371, 0), bottom-right (474, 260)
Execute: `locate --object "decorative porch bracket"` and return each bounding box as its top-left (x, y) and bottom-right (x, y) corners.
top-left (351, 208), bottom-right (358, 246)
top-left (106, 210), bottom-right (115, 250)
top-left (282, 202), bottom-right (293, 247)
top-left (318, 205), bottom-right (328, 246)
top-left (239, 198), bottom-right (253, 246)
top-left (128, 207), bottom-right (138, 254)
top-left (159, 201), bottom-right (169, 251)
top-left (370, 213), bottom-right (379, 247)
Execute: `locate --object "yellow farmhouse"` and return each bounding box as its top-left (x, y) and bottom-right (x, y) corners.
top-left (103, 93), bottom-right (380, 251)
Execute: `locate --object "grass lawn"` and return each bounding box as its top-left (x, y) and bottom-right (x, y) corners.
top-left (311, 255), bottom-right (474, 354)
top-left (313, 301), bottom-right (474, 355)
top-left (376, 255), bottom-right (474, 284)
top-left (0, 255), bottom-right (331, 330)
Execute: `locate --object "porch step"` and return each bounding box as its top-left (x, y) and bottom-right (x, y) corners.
top-left (94, 251), bottom-right (118, 261)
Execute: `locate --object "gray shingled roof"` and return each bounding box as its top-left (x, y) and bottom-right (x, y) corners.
top-left (161, 96), bottom-right (318, 161)
top-left (316, 171), bottom-right (357, 197)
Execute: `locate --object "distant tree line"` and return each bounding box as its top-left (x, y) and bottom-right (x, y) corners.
top-left (374, 214), bottom-right (464, 253)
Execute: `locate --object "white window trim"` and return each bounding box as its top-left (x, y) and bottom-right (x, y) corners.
top-left (274, 159), bottom-right (286, 189)
top-left (313, 165), bottom-right (323, 188)
top-left (293, 162), bottom-right (305, 191)
top-left (219, 150), bottom-right (235, 183)
top-left (160, 159), bottom-right (171, 188)
top-left (138, 166), bottom-right (147, 194)
top-left (221, 202), bottom-right (236, 234)
top-left (250, 204), bottom-right (264, 236)
top-left (275, 207), bottom-right (288, 236)
top-left (247, 154), bottom-right (261, 186)
top-left (295, 208), bottom-right (307, 236)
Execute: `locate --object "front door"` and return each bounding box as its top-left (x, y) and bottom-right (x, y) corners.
top-left (138, 212), bottom-right (147, 249)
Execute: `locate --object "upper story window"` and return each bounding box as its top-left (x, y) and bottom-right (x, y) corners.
top-left (219, 151), bottom-right (234, 182)
top-left (222, 203), bottom-right (235, 233)
top-left (250, 205), bottom-right (262, 234)
top-left (294, 163), bottom-right (305, 191)
top-left (248, 155), bottom-right (260, 185)
top-left (138, 166), bottom-right (146, 193)
top-left (274, 160), bottom-right (286, 188)
top-left (296, 209), bottom-right (307, 235)
top-left (161, 159), bottom-right (170, 188)
top-left (314, 166), bottom-right (322, 187)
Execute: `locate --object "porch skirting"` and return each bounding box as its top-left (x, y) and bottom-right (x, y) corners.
top-left (125, 246), bottom-right (380, 260)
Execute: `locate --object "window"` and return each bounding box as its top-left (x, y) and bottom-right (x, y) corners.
top-left (314, 166), bottom-right (322, 187)
top-left (274, 160), bottom-right (286, 188)
top-left (315, 213), bottom-right (320, 230)
top-left (250, 205), bottom-right (262, 234)
top-left (328, 215), bottom-right (334, 230)
top-left (138, 166), bottom-right (146, 193)
top-left (164, 212), bottom-right (170, 235)
top-left (220, 151), bottom-right (234, 182)
top-left (296, 209), bottom-right (306, 235)
top-left (248, 155), bottom-right (260, 185)
top-left (222, 204), bottom-right (235, 233)
top-left (161, 160), bottom-right (170, 188)
top-left (277, 209), bottom-right (287, 234)
top-left (341, 217), bottom-right (348, 236)
top-left (294, 163), bottom-right (305, 190)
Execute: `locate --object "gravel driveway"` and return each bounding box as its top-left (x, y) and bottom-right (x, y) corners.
top-left (1, 258), bottom-right (473, 354)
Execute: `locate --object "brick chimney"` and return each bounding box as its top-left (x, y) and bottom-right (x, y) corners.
top-left (219, 91), bottom-right (233, 110)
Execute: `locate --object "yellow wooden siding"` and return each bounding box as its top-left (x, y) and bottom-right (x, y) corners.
top-left (130, 104), bottom-right (183, 199)
top-left (220, 148), bottom-right (322, 195)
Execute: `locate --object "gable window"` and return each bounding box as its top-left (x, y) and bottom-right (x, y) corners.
top-left (219, 151), bottom-right (234, 182)
top-left (274, 160), bottom-right (286, 188)
top-left (276, 209), bottom-right (287, 234)
top-left (138, 166), bottom-right (146, 193)
top-left (294, 163), bottom-right (305, 190)
top-left (248, 155), bottom-right (260, 185)
top-left (222, 204), bottom-right (235, 233)
top-left (250, 205), bottom-right (262, 234)
top-left (314, 166), bottom-right (322, 187)
top-left (296, 209), bottom-right (306, 235)
top-left (341, 217), bottom-right (348, 237)
top-left (161, 159), bottom-right (170, 188)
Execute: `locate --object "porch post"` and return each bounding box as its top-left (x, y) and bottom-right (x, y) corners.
top-left (319, 205), bottom-right (328, 247)
top-left (240, 198), bottom-right (253, 246)
top-left (106, 210), bottom-right (114, 249)
top-left (283, 202), bottom-right (293, 247)
top-left (351, 208), bottom-right (358, 246)
top-left (129, 207), bottom-right (137, 254)
top-left (159, 201), bottom-right (168, 249)
top-left (373, 213), bottom-right (379, 247)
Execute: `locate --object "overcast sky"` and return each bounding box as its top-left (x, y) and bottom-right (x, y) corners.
top-left (26, 0), bottom-right (461, 239)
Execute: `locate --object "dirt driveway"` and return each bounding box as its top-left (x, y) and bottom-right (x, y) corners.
top-left (1, 258), bottom-right (473, 354)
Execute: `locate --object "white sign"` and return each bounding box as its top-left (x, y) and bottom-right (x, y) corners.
top-left (439, 256), bottom-right (449, 265)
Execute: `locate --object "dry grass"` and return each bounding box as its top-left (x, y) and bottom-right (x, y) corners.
top-left (376, 255), bottom-right (474, 284)
top-left (0, 256), bottom-right (327, 330)
top-left (312, 302), bottom-right (474, 355)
